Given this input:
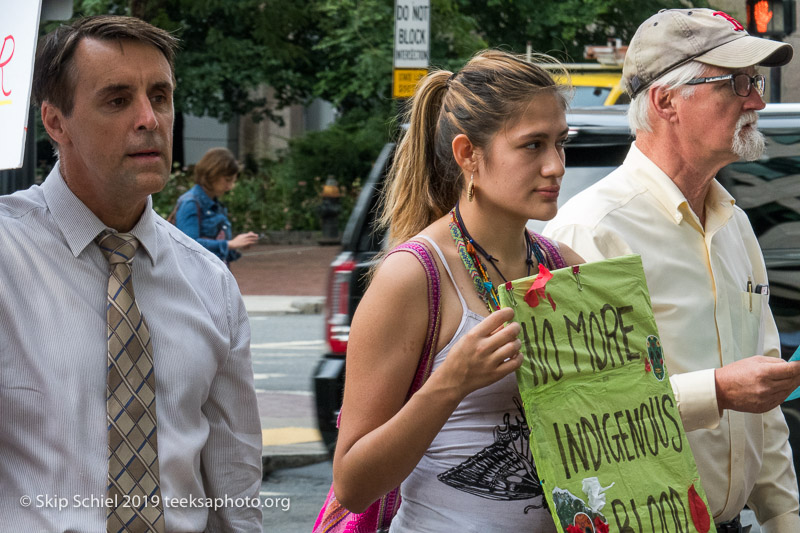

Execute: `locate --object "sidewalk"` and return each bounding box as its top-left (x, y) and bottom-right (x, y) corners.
top-left (230, 243), bottom-right (341, 474)
top-left (230, 243), bottom-right (340, 297)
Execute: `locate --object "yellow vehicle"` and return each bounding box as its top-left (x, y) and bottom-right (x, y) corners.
top-left (534, 41), bottom-right (629, 106)
top-left (542, 63), bottom-right (628, 106)
top-left (562, 64), bottom-right (629, 106)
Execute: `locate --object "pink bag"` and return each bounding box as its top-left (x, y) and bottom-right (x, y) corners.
top-left (312, 241), bottom-right (442, 533)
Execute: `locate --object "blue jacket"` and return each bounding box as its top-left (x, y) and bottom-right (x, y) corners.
top-left (174, 184), bottom-right (241, 263)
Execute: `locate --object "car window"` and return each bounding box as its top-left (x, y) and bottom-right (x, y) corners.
top-left (718, 133), bottom-right (800, 250)
top-left (571, 86), bottom-right (612, 107)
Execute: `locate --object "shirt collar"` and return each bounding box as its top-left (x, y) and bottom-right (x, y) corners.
top-left (41, 162), bottom-right (159, 264)
top-left (624, 142), bottom-right (735, 227)
top-left (703, 179), bottom-right (737, 235)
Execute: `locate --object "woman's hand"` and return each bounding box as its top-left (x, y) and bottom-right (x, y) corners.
top-left (432, 306), bottom-right (523, 400)
top-left (228, 231), bottom-right (259, 250)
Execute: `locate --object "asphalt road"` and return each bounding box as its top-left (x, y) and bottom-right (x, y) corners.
top-left (261, 461), bottom-right (333, 532)
top-left (250, 314), bottom-right (324, 393)
top-left (250, 314), bottom-right (332, 531)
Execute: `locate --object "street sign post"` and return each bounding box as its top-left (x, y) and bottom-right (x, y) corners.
top-left (0, 1), bottom-right (42, 171)
top-left (393, 0), bottom-right (429, 99)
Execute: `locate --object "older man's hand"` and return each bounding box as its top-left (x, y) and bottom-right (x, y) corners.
top-left (715, 356), bottom-right (800, 414)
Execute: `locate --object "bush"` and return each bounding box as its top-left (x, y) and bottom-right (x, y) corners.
top-left (153, 110), bottom-right (391, 232)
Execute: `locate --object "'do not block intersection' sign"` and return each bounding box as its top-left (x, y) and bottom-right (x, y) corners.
top-left (393, 0), bottom-right (429, 99)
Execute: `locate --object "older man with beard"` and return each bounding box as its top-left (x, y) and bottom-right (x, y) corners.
top-left (545, 9), bottom-right (800, 533)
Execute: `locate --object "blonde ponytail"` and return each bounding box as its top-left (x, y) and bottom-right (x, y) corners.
top-left (380, 71), bottom-right (459, 246)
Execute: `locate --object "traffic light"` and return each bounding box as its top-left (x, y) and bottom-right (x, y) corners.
top-left (746, 0), bottom-right (795, 38)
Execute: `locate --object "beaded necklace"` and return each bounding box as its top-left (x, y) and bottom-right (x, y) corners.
top-left (449, 202), bottom-right (544, 312)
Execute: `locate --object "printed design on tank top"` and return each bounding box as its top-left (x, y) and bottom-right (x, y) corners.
top-left (436, 398), bottom-right (544, 504)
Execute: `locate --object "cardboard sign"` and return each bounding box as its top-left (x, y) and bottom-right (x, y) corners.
top-left (0, 1), bottom-right (42, 170)
top-left (498, 255), bottom-right (713, 533)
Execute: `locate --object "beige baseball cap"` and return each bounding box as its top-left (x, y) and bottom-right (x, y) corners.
top-left (623, 8), bottom-right (793, 98)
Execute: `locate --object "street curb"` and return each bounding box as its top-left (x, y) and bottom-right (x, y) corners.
top-left (262, 452), bottom-right (330, 478)
top-left (290, 299), bottom-right (324, 315)
top-left (243, 296), bottom-right (325, 317)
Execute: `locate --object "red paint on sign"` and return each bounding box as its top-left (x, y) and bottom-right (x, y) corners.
top-left (0, 35), bottom-right (15, 97)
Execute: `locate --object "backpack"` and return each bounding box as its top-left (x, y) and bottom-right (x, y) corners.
top-left (166, 196), bottom-right (203, 229)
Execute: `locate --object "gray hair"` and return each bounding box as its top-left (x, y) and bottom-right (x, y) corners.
top-left (627, 61), bottom-right (708, 134)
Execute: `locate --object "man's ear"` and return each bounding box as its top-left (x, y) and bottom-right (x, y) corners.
top-left (40, 102), bottom-right (69, 146)
top-left (452, 133), bottom-right (477, 175)
top-left (649, 86), bottom-right (678, 123)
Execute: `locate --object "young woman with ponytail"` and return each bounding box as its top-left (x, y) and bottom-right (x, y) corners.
top-left (332, 49), bottom-right (583, 531)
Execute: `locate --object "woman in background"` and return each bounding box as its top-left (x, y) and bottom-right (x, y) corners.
top-left (174, 147), bottom-right (258, 265)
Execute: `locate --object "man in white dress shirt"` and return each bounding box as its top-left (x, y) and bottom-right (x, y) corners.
top-left (545, 9), bottom-right (800, 533)
top-left (0, 15), bottom-right (262, 532)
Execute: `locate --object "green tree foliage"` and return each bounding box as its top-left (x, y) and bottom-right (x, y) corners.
top-left (70, 0), bottom-right (710, 120)
top-left (153, 111), bottom-right (390, 232)
top-left (263, 109), bottom-right (392, 230)
top-left (73, 0), bottom-right (322, 122)
top-left (313, 0), bottom-right (485, 114)
top-left (70, 0), bottom-right (484, 120)
top-left (460, 0), bottom-right (710, 62)
top-left (311, 0), bottom-right (711, 112)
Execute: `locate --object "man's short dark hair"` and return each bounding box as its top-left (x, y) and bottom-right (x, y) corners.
top-left (32, 15), bottom-right (179, 115)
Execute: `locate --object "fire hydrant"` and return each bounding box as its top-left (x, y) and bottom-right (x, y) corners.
top-left (318, 176), bottom-right (341, 245)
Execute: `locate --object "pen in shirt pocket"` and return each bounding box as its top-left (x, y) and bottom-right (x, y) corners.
top-left (745, 278), bottom-right (769, 294)
top-left (745, 278), bottom-right (769, 311)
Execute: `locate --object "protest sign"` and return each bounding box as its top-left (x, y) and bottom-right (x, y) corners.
top-left (498, 254), bottom-right (712, 533)
top-left (0, 1), bottom-right (41, 170)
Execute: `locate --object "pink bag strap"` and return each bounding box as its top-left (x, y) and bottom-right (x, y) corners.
top-left (334, 240), bottom-right (441, 427)
top-left (369, 240), bottom-right (442, 528)
top-left (313, 240), bottom-right (442, 533)
top-left (528, 230), bottom-right (568, 270)
top-left (386, 240), bottom-right (442, 397)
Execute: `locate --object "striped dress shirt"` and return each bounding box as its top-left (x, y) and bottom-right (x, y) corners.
top-left (0, 164), bottom-right (263, 532)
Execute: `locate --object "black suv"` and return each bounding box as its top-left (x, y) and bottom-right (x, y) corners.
top-left (313, 104), bottom-right (800, 469)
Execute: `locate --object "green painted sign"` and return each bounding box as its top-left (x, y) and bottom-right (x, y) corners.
top-left (498, 255), bottom-right (712, 533)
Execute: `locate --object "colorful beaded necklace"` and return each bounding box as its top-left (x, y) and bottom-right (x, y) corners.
top-left (449, 201), bottom-right (545, 312)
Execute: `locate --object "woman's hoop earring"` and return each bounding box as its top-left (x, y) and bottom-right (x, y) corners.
top-left (467, 173), bottom-right (475, 202)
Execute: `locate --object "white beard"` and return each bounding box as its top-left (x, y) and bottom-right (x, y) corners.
top-left (731, 111), bottom-right (766, 161)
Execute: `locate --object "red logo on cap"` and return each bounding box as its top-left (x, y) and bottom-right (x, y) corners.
top-left (713, 11), bottom-right (745, 31)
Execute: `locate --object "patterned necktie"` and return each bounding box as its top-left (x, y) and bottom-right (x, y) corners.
top-left (96, 230), bottom-right (165, 533)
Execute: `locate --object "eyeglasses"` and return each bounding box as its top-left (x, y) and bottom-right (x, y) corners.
top-left (685, 73), bottom-right (766, 98)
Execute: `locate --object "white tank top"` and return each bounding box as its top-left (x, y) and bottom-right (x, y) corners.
top-left (389, 237), bottom-right (556, 533)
